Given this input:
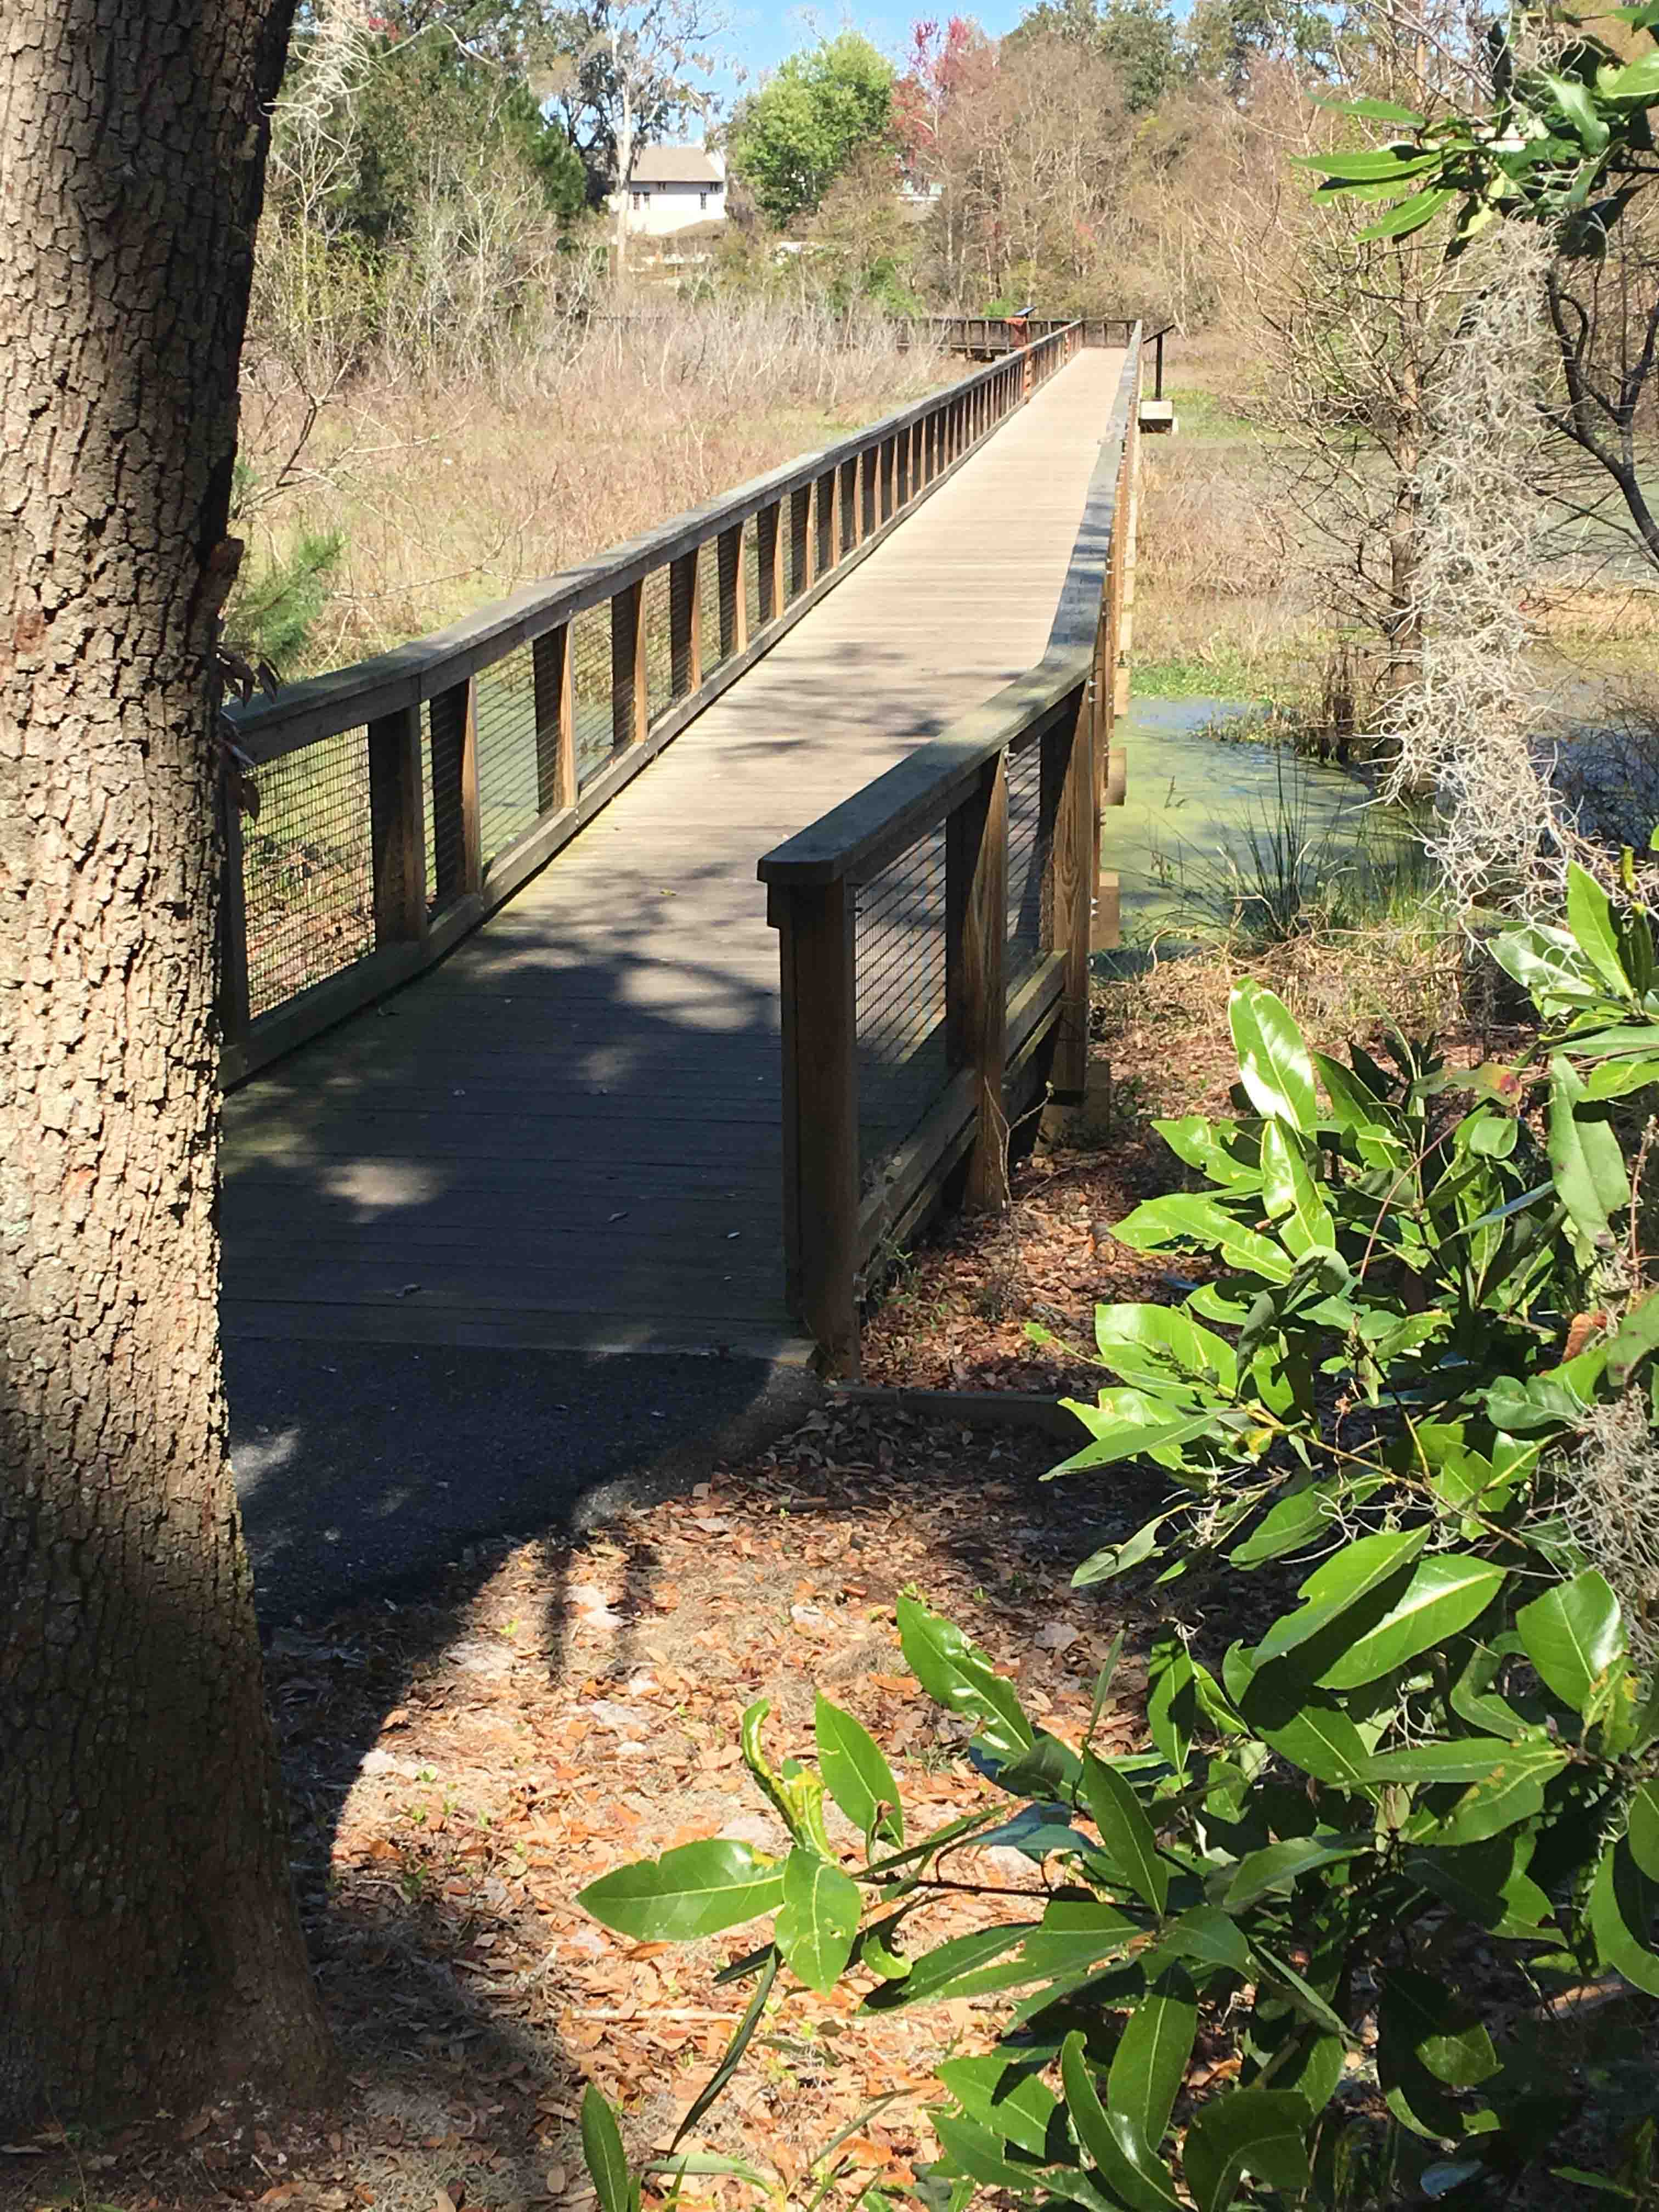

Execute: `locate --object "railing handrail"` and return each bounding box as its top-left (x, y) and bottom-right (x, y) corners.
top-left (229, 326), bottom-right (1085, 766)
top-left (758, 335), bottom-right (1142, 891)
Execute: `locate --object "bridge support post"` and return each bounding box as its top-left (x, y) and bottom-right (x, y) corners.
top-left (669, 549), bottom-right (702, 698)
top-left (369, 703), bottom-right (428, 947)
top-left (948, 753), bottom-right (1009, 1211)
top-left (757, 500), bottom-right (784, 624)
top-left (533, 624), bottom-right (576, 814)
top-left (612, 579), bottom-right (648, 747)
top-left (428, 676), bottom-right (482, 899)
top-left (716, 524), bottom-right (747, 657)
top-left (1049, 682), bottom-right (1094, 1099)
top-left (771, 878), bottom-right (860, 1376)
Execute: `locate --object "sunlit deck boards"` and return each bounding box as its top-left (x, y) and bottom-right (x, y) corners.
top-left (220, 348), bottom-right (1127, 1358)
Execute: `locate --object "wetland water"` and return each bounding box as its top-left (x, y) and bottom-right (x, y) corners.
top-left (1105, 696), bottom-right (1392, 939)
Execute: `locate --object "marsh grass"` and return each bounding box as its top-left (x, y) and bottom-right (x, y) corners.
top-left (234, 298), bottom-right (950, 676)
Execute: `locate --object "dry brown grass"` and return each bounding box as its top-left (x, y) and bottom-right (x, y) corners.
top-left (236, 303), bottom-right (952, 676)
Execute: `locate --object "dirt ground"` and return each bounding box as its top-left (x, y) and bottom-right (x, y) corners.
top-left (6, 1411), bottom-right (1171, 2212)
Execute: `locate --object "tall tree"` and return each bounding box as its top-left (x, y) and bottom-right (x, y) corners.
top-left (0, 0), bottom-right (332, 2121)
top-left (727, 32), bottom-right (895, 227)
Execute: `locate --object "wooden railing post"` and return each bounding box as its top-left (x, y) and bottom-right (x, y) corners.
top-left (861, 446), bottom-right (878, 537)
top-left (843, 454), bottom-right (862, 550)
top-left (772, 877), bottom-right (860, 1373)
top-left (368, 702), bottom-right (427, 945)
top-left (218, 774), bottom-right (251, 1050)
top-left (669, 548), bottom-right (702, 699)
top-left (717, 523), bottom-right (747, 657)
top-left (429, 675), bottom-right (481, 898)
top-left (1049, 684), bottom-right (1094, 1098)
top-left (533, 622), bottom-right (576, 812)
top-left (817, 466), bottom-right (838, 574)
top-left (757, 500), bottom-right (783, 625)
top-left (947, 755), bottom-right (1009, 1210)
top-left (789, 483), bottom-right (814, 600)
top-left (612, 578), bottom-right (647, 747)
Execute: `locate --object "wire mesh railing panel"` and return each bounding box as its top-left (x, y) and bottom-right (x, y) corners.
top-left (855, 823), bottom-right (949, 1182)
top-left (570, 600), bottom-right (614, 789)
top-left (698, 537), bottom-right (725, 672)
top-left (243, 728), bottom-right (374, 1019)
top-left (1006, 733), bottom-right (1050, 991)
top-left (743, 517), bottom-right (761, 640)
top-left (642, 564), bottom-right (673, 730)
top-left (473, 644), bottom-right (540, 872)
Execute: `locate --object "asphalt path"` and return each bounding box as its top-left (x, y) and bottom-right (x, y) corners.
top-left (226, 1339), bottom-right (819, 1627)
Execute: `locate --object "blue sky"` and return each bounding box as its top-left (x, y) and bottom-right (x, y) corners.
top-left (717, 3), bottom-right (1030, 101)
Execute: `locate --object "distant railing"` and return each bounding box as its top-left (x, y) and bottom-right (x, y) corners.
top-left (758, 330), bottom-right (1143, 1372)
top-left (217, 322), bottom-right (1085, 1082)
top-left (912, 315), bottom-right (1140, 358)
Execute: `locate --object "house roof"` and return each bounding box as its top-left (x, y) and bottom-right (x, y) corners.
top-left (633, 145), bottom-right (723, 185)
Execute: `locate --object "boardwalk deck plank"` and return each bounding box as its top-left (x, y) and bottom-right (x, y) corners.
top-left (222, 351), bottom-right (1125, 1358)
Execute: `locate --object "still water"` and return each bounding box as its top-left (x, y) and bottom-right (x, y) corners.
top-left (1105, 696), bottom-right (1383, 940)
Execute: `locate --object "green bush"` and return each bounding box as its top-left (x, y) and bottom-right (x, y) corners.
top-left (577, 859), bottom-right (1659, 2209)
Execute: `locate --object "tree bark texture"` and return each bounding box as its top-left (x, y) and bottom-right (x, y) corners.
top-left (0, 0), bottom-right (332, 2121)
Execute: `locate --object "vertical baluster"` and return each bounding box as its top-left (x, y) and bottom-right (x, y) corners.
top-left (1049, 682), bottom-right (1094, 1098)
top-left (533, 623), bottom-right (575, 813)
top-left (429, 675), bottom-right (481, 898)
top-left (612, 578), bottom-right (647, 748)
top-left (757, 500), bottom-right (783, 624)
top-left (669, 548), bottom-right (702, 698)
top-left (717, 523), bottom-right (747, 658)
top-left (947, 754), bottom-right (1009, 1210)
top-left (369, 702), bottom-right (427, 944)
top-left (789, 483), bottom-right (814, 599)
top-left (769, 877), bottom-right (859, 1373)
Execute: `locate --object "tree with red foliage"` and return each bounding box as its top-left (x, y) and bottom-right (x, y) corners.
top-left (891, 16), bottom-right (989, 182)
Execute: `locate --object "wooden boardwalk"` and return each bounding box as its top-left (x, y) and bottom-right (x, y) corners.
top-left (221, 349), bottom-right (1127, 1359)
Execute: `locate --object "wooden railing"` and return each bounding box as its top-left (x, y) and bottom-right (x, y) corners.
top-left (218, 321), bottom-right (1086, 1082)
top-left (758, 330), bottom-right (1144, 1372)
top-left (912, 315), bottom-right (1139, 358)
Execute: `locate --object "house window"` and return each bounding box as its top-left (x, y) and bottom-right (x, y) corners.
top-left (631, 190), bottom-right (644, 211)
top-left (699, 190), bottom-right (707, 211)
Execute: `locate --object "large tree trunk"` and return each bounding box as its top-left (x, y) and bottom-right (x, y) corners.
top-left (0, 0), bottom-right (332, 2121)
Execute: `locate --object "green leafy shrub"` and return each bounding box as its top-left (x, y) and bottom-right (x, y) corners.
top-left (577, 860), bottom-right (1659, 2210)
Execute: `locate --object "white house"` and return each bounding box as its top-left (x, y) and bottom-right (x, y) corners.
top-left (617, 145), bottom-right (727, 238)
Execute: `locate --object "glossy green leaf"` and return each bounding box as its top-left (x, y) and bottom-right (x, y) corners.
top-left (1381, 1968), bottom-right (1500, 2089)
top-left (1108, 1968), bottom-right (1197, 2154)
top-left (671, 1952), bottom-right (777, 2150)
top-left (860, 1925), bottom-right (1039, 2011)
top-left (1153, 1114), bottom-right (1261, 1188)
top-left (1358, 183), bottom-right (1456, 240)
top-left (1604, 50), bottom-right (1659, 99)
top-left (1225, 1833), bottom-right (1372, 1910)
top-left (1074, 1514), bottom-right (1166, 1587)
top-left (775, 1848), bottom-right (862, 1994)
top-left (1061, 2031), bottom-right (1184, 2212)
top-left (1317, 1556), bottom-right (1506, 1688)
top-left (1229, 979), bottom-right (1317, 1134)
top-left (935, 2055), bottom-right (1056, 2159)
top-left (1256, 1696), bottom-right (1371, 1786)
top-left (1628, 1780), bottom-right (1659, 1882)
top-left (1516, 1569), bottom-right (1626, 1715)
top-left (1606, 1294), bottom-right (1659, 1389)
top-left (1183, 2088), bottom-right (1312, 2212)
top-left (1301, 145), bottom-right (1439, 179)
top-left (582, 2086), bottom-right (633, 2212)
top-left (1567, 862), bottom-right (1632, 995)
top-left (1260, 1119), bottom-right (1335, 1254)
top-left (898, 1596), bottom-right (1032, 1759)
top-left (815, 1692), bottom-right (902, 1848)
top-left (1589, 1837), bottom-right (1659, 1996)
top-left (1083, 1753), bottom-right (1169, 1915)
top-left (929, 2111), bottom-right (1039, 2193)
top-left (1253, 1526), bottom-right (1428, 1667)
top-left (1548, 1056), bottom-right (1628, 1249)
top-left (1359, 1735), bottom-right (1549, 1785)
top-left (580, 1838), bottom-right (785, 1942)
top-left (1149, 1904), bottom-right (1252, 1976)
